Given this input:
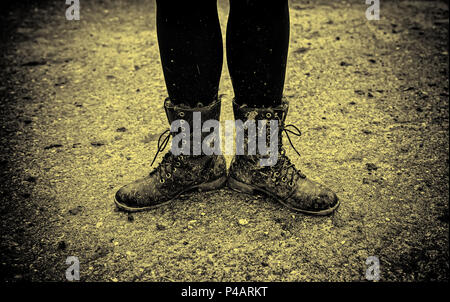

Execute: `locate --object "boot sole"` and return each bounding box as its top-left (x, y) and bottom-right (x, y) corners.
top-left (227, 176), bottom-right (340, 216)
top-left (114, 175), bottom-right (228, 212)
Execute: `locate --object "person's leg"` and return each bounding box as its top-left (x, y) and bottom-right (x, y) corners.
top-left (226, 1), bottom-right (339, 215)
top-left (115, 1), bottom-right (227, 212)
top-left (156, 0), bottom-right (223, 106)
top-left (226, 0), bottom-right (289, 107)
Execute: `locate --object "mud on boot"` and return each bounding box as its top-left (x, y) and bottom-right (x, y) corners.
top-left (227, 98), bottom-right (340, 216)
top-left (115, 98), bottom-right (227, 212)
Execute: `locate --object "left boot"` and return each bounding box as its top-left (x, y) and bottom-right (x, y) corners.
top-left (114, 98), bottom-right (227, 212)
top-left (228, 98), bottom-right (340, 216)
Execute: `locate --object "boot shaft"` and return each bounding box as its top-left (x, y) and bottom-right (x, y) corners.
top-left (164, 97), bottom-right (222, 156)
top-left (232, 98), bottom-right (289, 159)
top-left (232, 98), bottom-right (289, 126)
top-left (164, 97), bottom-right (221, 130)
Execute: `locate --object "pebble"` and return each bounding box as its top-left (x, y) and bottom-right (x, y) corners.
top-left (238, 219), bottom-right (249, 225)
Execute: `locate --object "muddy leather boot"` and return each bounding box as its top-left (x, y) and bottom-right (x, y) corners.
top-left (114, 98), bottom-right (227, 212)
top-left (227, 98), bottom-right (339, 215)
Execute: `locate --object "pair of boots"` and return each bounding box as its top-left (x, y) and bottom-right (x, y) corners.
top-left (114, 97), bottom-right (339, 216)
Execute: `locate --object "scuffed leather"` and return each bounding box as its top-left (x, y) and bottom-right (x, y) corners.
top-left (115, 98), bottom-right (226, 209)
top-left (229, 98), bottom-right (338, 213)
top-left (116, 154), bottom-right (226, 207)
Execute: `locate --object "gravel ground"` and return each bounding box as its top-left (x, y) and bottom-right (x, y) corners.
top-left (0, 0), bottom-right (448, 282)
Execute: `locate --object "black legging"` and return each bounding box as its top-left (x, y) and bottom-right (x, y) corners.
top-left (156, 0), bottom-right (289, 108)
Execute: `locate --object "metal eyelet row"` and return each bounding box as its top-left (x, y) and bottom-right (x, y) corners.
top-left (264, 112), bottom-right (281, 120)
top-left (271, 171), bottom-right (294, 187)
top-left (160, 172), bottom-right (172, 183)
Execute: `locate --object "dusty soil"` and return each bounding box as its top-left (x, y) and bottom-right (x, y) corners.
top-left (0, 0), bottom-right (448, 281)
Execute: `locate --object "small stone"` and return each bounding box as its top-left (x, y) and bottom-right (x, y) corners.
top-left (68, 206), bottom-right (84, 215)
top-left (366, 163), bottom-right (378, 172)
top-left (156, 223), bottom-right (166, 231)
top-left (127, 213), bottom-right (134, 222)
top-left (25, 175), bottom-right (37, 183)
top-left (91, 141), bottom-right (105, 147)
top-left (44, 144), bottom-right (63, 150)
top-left (238, 219), bottom-right (249, 225)
top-left (57, 240), bottom-right (66, 250)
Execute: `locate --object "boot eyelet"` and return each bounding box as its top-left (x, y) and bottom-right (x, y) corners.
top-left (179, 112), bottom-right (185, 117)
top-left (288, 181), bottom-right (294, 187)
top-left (266, 112), bottom-right (272, 118)
top-left (160, 178), bottom-right (165, 183)
top-left (175, 162), bottom-right (181, 167)
top-left (181, 126), bottom-right (186, 131)
top-left (281, 177), bottom-right (287, 182)
top-left (166, 173), bottom-right (171, 178)
top-left (173, 168), bottom-right (177, 172)
top-left (180, 120), bottom-right (185, 125)
top-left (273, 172), bottom-right (280, 177)
top-left (182, 140), bottom-right (187, 145)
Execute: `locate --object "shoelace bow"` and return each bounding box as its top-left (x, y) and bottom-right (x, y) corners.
top-left (276, 124), bottom-right (307, 184)
top-left (283, 124), bottom-right (302, 157)
top-left (149, 123), bottom-right (307, 183)
top-left (149, 129), bottom-right (175, 182)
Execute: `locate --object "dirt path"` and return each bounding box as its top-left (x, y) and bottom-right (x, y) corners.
top-left (0, 0), bottom-right (448, 281)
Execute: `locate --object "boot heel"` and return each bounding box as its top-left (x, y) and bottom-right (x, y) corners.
top-left (227, 177), bottom-right (255, 195)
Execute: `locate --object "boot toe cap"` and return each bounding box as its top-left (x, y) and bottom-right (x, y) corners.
top-left (115, 185), bottom-right (139, 208)
top-left (287, 179), bottom-right (339, 214)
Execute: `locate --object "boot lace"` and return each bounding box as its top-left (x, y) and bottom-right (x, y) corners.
top-left (149, 129), bottom-right (183, 183)
top-left (270, 124), bottom-right (307, 186)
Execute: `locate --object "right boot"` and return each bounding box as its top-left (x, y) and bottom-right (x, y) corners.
top-left (114, 98), bottom-right (227, 212)
top-left (227, 98), bottom-right (339, 216)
